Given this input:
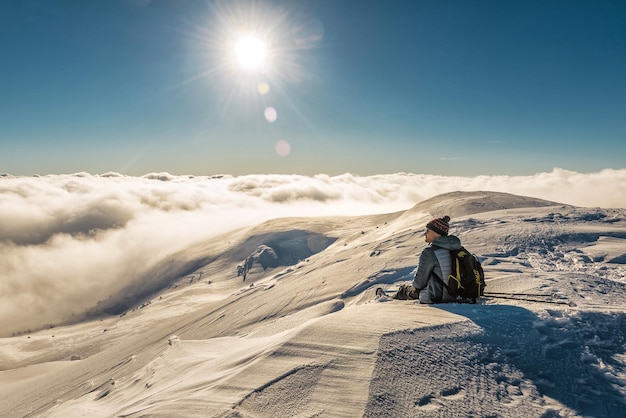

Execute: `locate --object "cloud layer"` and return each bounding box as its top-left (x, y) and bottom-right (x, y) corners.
top-left (1, 168), bottom-right (625, 336)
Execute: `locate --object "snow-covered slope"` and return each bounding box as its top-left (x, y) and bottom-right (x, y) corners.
top-left (1, 191), bottom-right (625, 417)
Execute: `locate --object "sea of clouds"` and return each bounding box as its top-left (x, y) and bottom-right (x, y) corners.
top-left (1, 168), bottom-right (625, 336)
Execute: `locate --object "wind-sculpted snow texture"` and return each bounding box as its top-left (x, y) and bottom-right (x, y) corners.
top-left (1, 190), bottom-right (625, 418)
top-left (366, 306), bottom-right (626, 417)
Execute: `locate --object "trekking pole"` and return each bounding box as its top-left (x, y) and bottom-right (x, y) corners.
top-left (485, 291), bottom-right (564, 298)
top-left (484, 292), bottom-right (577, 307)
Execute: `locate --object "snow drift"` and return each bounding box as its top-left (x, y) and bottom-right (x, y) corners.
top-left (1, 186), bottom-right (626, 417)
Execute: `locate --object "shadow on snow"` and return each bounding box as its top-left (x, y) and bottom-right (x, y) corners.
top-left (439, 304), bottom-right (626, 417)
top-left (365, 304), bottom-right (625, 418)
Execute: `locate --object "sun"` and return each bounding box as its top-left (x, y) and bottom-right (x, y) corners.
top-left (234, 35), bottom-right (268, 72)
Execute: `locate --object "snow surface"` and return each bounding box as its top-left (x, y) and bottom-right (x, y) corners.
top-left (1, 190), bottom-right (625, 417)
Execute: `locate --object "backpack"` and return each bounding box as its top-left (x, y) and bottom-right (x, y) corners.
top-left (446, 246), bottom-right (485, 303)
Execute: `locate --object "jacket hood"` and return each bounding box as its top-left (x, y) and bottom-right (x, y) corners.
top-left (431, 234), bottom-right (462, 250)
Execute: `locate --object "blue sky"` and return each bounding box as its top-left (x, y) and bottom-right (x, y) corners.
top-left (1, 0), bottom-right (624, 176)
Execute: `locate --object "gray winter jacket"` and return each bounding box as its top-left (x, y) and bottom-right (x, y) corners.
top-left (412, 235), bottom-right (462, 304)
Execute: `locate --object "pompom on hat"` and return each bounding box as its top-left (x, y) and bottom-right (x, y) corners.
top-left (426, 215), bottom-right (450, 236)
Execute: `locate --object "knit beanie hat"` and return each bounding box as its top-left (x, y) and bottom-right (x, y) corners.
top-left (426, 215), bottom-right (450, 236)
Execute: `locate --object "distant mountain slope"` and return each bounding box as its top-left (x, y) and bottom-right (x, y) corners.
top-left (404, 190), bottom-right (566, 219)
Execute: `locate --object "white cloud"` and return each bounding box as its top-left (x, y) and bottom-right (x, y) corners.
top-left (1, 168), bottom-right (625, 336)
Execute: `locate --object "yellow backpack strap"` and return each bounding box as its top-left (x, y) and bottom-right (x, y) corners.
top-left (456, 258), bottom-right (463, 289)
top-left (447, 257), bottom-right (463, 289)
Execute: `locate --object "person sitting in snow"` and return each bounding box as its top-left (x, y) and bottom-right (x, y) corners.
top-left (383, 215), bottom-right (462, 303)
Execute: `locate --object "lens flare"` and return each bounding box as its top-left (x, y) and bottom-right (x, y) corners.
top-left (275, 140), bottom-right (290, 157)
top-left (291, 17), bottom-right (324, 48)
top-left (264, 107), bottom-right (277, 123)
top-left (257, 82), bottom-right (270, 95)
